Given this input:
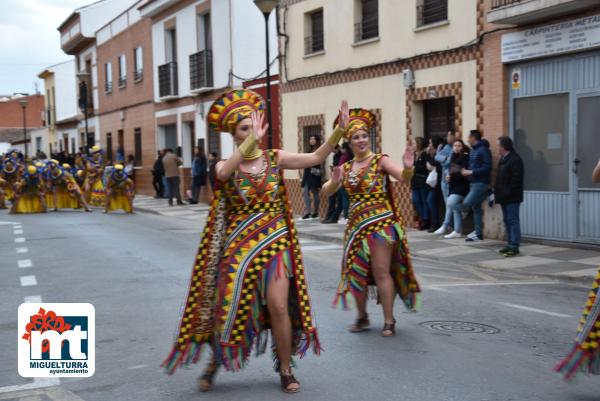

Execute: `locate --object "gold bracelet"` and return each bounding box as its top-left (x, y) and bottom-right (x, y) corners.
top-left (327, 126), bottom-right (346, 147)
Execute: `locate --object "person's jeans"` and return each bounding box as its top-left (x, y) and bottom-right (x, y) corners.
top-left (166, 176), bottom-right (182, 203)
top-left (303, 186), bottom-right (320, 215)
top-left (162, 176), bottom-right (171, 199)
top-left (501, 202), bottom-right (521, 250)
top-left (412, 188), bottom-right (429, 221)
top-left (191, 181), bottom-right (204, 203)
top-left (426, 190), bottom-right (439, 227)
top-left (460, 182), bottom-right (488, 237)
top-left (443, 194), bottom-right (464, 233)
top-left (440, 178), bottom-right (449, 203)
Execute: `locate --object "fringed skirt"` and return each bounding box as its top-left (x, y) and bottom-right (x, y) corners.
top-left (555, 267), bottom-right (600, 380)
top-left (334, 202), bottom-right (421, 311)
top-left (13, 193), bottom-right (45, 214)
top-left (47, 186), bottom-right (81, 210)
top-left (89, 179), bottom-right (105, 207)
top-left (108, 191), bottom-right (132, 213)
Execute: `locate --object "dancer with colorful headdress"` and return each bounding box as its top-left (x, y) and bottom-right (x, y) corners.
top-left (322, 108), bottom-right (421, 337)
top-left (162, 89), bottom-right (349, 394)
top-left (1, 155), bottom-right (22, 203)
top-left (46, 160), bottom-right (91, 212)
top-left (85, 146), bottom-right (106, 207)
top-left (10, 165), bottom-right (47, 214)
top-left (555, 162), bottom-right (600, 381)
top-left (104, 164), bottom-right (134, 214)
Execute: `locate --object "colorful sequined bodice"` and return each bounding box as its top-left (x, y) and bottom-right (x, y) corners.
top-left (342, 154), bottom-right (389, 205)
top-left (221, 150), bottom-right (284, 214)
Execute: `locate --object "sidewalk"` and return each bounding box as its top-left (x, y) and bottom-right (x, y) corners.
top-left (134, 195), bottom-right (600, 283)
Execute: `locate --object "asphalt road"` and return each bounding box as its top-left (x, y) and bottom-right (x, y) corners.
top-left (0, 209), bottom-right (598, 401)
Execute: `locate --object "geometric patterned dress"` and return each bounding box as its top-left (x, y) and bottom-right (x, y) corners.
top-left (333, 153), bottom-right (421, 312)
top-left (555, 269), bottom-right (600, 380)
top-left (163, 149), bottom-right (320, 374)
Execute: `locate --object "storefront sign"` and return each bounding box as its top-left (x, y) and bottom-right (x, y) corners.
top-left (502, 14), bottom-right (600, 63)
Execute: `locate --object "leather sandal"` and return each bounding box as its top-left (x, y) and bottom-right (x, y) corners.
top-left (280, 368), bottom-right (300, 393)
top-left (197, 360), bottom-right (219, 392)
top-left (349, 314), bottom-right (370, 333)
top-left (381, 319), bottom-right (396, 337)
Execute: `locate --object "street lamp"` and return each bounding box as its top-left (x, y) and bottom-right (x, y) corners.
top-left (19, 99), bottom-right (28, 159)
top-left (76, 72), bottom-right (92, 153)
top-left (254, 0), bottom-right (278, 149)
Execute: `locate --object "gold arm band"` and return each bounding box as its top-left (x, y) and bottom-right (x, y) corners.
top-left (401, 167), bottom-right (414, 181)
top-left (238, 133), bottom-right (259, 159)
top-left (327, 126), bottom-right (346, 147)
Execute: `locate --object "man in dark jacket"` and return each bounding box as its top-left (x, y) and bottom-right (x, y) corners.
top-left (495, 136), bottom-right (524, 257)
top-left (152, 150), bottom-right (165, 198)
top-left (461, 130), bottom-right (492, 241)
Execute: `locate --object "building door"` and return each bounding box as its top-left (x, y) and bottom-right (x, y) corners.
top-left (423, 97), bottom-right (455, 143)
top-left (575, 94), bottom-right (600, 241)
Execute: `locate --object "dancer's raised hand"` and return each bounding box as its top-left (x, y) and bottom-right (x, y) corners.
top-left (251, 111), bottom-right (269, 142)
top-left (338, 100), bottom-right (349, 129)
top-left (402, 135), bottom-right (415, 168)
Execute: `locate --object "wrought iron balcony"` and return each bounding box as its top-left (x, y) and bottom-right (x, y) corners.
top-left (304, 34), bottom-right (324, 55)
top-left (104, 81), bottom-right (112, 93)
top-left (118, 76), bottom-right (127, 88)
top-left (189, 50), bottom-right (213, 92)
top-left (416, 1), bottom-right (448, 28)
top-left (354, 17), bottom-right (379, 43)
top-left (158, 61), bottom-right (178, 99)
top-left (134, 68), bottom-right (143, 82)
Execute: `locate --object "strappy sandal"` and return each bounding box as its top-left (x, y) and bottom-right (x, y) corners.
top-left (381, 319), bottom-right (396, 337)
top-left (197, 360), bottom-right (219, 392)
top-left (280, 367), bottom-right (300, 394)
top-left (349, 314), bottom-right (370, 333)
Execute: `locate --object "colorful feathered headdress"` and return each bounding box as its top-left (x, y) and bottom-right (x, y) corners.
top-left (207, 89), bottom-right (265, 133)
top-left (334, 108), bottom-right (375, 140)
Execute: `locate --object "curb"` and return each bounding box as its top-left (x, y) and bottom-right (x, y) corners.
top-left (298, 231), bottom-right (596, 285)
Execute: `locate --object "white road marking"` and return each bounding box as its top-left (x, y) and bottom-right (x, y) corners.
top-left (302, 244), bottom-right (342, 251)
top-left (0, 377), bottom-right (60, 395)
top-left (496, 302), bottom-right (572, 318)
top-left (16, 247), bottom-right (29, 254)
top-left (18, 259), bottom-right (33, 268)
top-left (127, 364), bottom-right (148, 370)
top-left (20, 276), bottom-right (37, 287)
top-left (24, 295), bottom-right (42, 303)
top-left (0, 221), bottom-right (19, 226)
top-left (13, 229), bottom-right (23, 235)
top-left (425, 286), bottom-right (450, 292)
top-left (14, 237), bottom-right (25, 243)
top-left (418, 273), bottom-right (467, 281)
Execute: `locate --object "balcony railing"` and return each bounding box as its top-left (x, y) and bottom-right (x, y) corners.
top-left (304, 34), bottom-right (324, 55)
top-left (354, 17), bottom-right (379, 42)
top-left (417, 1), bottom-right (448, 27)
top-left (189, 50), bottom-right (213, 91)
top-left (158, 61), bottom-right (178, 98)
top-left (105, 81), bottom-right (112, 93)
top-left (134, 68), bottom-right (143, 82)
top-left (491, 0), bottom-right (524, 10)
top-left (118, 76), bottom-right (126, 88)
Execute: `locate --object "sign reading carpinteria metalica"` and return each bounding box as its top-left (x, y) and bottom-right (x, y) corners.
top-left (18, 303), bottom-right (95, 378)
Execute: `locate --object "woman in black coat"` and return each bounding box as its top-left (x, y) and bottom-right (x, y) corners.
top-left (433, 139), bottom-right (470, 238)
top-left (301, 135), bottom-right (323, 219)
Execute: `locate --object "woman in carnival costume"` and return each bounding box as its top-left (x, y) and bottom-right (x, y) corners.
top-left (10, 165), bottom-right (47, 214)
top-left (322, 108), bottom-right (421, 337)
top-left (104, 164), bottom-right (134, 214)
top-left (0, 156), bottom-right (22, 204)
top-left (162, 89), bottom-right (349, 394)
top-left (555, 161), bottom-right (600, 380)
top-left (46, 160), bottom-right (92, 212)
top-left (85, 146), bottom-right (106, 207)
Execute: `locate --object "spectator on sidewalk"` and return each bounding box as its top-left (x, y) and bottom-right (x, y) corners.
top-left (322, 144), bottom-right (342, 224)
top-left (125, 154), bottom-right (135, 180)
top-left (434, 130), bottom-right (455, 204)
top-left (301, 134), bottom-right (323, 220)
top-left (434, 139), bottom-right (470, 238)
top-left (190, 147), bottom-right (207, 204)
top-left (411, 137), bottom-right (432, 230)
top-left (425, 137), bottom-right (443, 233)
top-left (460, 130), bottom-right (492, 242)
top-left (162, 148), bottom-right (184, 206)
top-left (152, 150), bottom-right (164, 198)
top-left (495, 136), bottom-right (524, 257)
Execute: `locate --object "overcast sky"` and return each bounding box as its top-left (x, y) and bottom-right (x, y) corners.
top-left (0, 0), bottom-right (92, 95)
